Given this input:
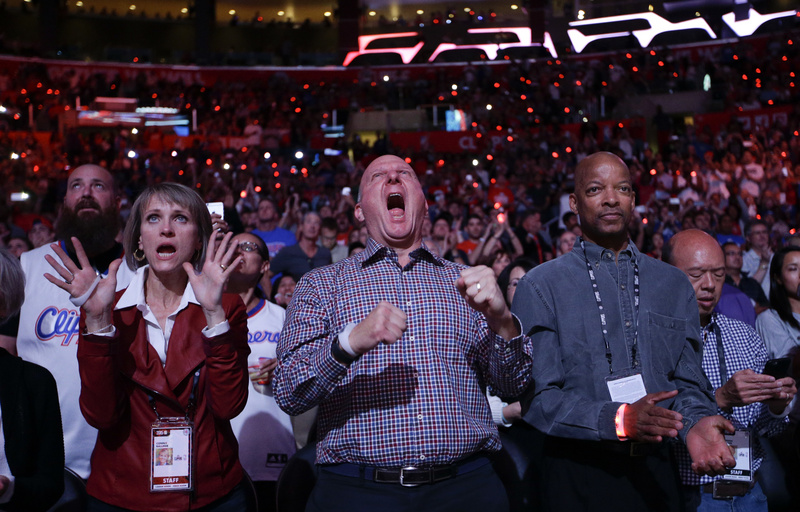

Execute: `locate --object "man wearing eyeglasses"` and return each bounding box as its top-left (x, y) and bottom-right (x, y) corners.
top-left (741, 221), bottom-right (773, 298)
top-left (227, 232), bottom-right (295, 510)
top-left (722, 241), bottom-right (769, 315)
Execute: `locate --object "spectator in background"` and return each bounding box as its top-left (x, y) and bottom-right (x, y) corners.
top-left (646, 232), bottom-right (665, 260)
top-left (562, 211), bottom-right (581, 236)
top-left (715, 213), bottom-right (745, 246)
top-left (252, 198), bottom-right (296, 259)
top-left (714, 283), bottom-right (758, 327)
top-left (742, 220), bottom-right (773, 297)
top-left (27, 219), bottom-right (54, 249)
top-left (5, 236), bottom-right (31, 259)
top-left (227, 233), bottom-right (294, 512)
top-left (457, 214), bottom-right (485, 256)
top-left (348, 241), bottom-right (365, 257)
top-left (756, 246), bottom-right (800, 360)
top-left (471, 216), bottom-right (523, 267)
top-left (0, 248), bottom-right (64, 512)
top-left (271, 274), bottom-right (297, 309)
top-left (555, 229), bottom-right (577, 257)
top-left (270, 211), bottom-right (332, 280)
top-left (424, 212), bottom-right (455, 259)
top-left (722, 241), bottom-right (770, 314)
top-left (320, 217), bottom-right (348, 263)
top-left (516, 211), bottom-right (553, 265)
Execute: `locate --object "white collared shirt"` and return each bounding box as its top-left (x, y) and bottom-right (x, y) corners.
top-left (99, 266), bottom-right (229, 364)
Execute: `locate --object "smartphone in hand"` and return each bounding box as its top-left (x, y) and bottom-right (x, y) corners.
top-left (762, 357), bottom-right (791, 379)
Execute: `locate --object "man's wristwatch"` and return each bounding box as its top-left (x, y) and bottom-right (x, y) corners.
top-left (331, 339), bottom-right (359, 365)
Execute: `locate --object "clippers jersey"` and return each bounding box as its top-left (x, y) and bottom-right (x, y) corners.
top-left (229, 298), bottom-right (296, 481)
top-left (16, 242), bottom-right (135, 478)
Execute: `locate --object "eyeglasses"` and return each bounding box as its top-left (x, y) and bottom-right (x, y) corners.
top-left (238, 241), bottom-right (263, 253)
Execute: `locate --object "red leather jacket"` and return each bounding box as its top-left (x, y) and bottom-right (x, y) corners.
top-left (77, 292), bottom-right (250, 511)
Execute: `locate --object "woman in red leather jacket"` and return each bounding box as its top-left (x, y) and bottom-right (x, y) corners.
top-left (46, 183), bottom-right (252, 512)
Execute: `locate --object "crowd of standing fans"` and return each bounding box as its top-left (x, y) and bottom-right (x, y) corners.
top-left (0, 23), bottom-right (800, 512)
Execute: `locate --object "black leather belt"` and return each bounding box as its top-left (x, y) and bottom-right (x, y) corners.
top-left (374, 466), bottom-right (458, 486)
top-left (321, 455), bottom-right (490, 487)
top-left (700, 480), bottom-right (753, 498)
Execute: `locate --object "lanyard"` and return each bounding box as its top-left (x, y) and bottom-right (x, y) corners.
top-left (703, 320), bottom-right (728, 382)
top-left (147, 370), bottom-right (201, 421)
top-left (580, 239), bottom-right (640, 374)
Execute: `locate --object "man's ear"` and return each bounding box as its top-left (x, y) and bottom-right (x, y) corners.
top-left (569, 193), bottom-right (578, 214)
top-left (354, 203), bottom-right (365, 223)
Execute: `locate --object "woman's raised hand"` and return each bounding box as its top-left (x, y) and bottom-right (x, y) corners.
top-left (184, 231), bottom-right (242, 328)
top-left (44, 237), bottom-right (120, 332)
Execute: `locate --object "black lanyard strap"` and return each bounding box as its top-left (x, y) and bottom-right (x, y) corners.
top-left (147, 369), bottom-right (202, 421)
top-left (703, 321), bottom-right (727, 382)
top-left (580, 238), bottom-right (640, 374)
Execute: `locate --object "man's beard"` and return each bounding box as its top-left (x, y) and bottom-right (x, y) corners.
top-left (55, 200), bottom-right (120, 257)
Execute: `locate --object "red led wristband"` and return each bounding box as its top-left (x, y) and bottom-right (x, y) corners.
top-left (615, 403), bottom-right (628, 441)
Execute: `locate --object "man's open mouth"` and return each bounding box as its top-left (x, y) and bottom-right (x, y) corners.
top-left (387, 193), bottom-right (405, 217)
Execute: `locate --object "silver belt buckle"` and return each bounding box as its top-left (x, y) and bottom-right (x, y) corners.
top-left (399, 466), bottom-right (421, 487)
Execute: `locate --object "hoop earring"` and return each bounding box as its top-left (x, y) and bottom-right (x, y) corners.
top-left (133, 248), bottom-right (146, 262)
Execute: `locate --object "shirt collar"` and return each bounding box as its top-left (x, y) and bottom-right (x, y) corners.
top-left (702, 311), bottom-right (721, 333)
top-left (115, 265), bottom-right (200, 311)
top-left (579, 237), bottom-right (639, 263)
top-left (361, 238), bottom-right (444, 269)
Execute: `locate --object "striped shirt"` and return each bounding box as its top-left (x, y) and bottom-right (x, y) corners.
top-left (673, 312), bottom-right (789, 485)
top-left (274, 238), bottom-right (533, 466)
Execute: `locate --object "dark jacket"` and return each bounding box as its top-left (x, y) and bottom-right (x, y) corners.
top-left (0, 348), bottom-right (64, 512)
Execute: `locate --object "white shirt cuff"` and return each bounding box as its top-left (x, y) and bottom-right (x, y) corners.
top-left (88, 325), bottom-right (116, 337)
top-left (337, 323), bottom-right (359, 358)
top-left (768, 395), bottom-right (796, 419)
top-left (202, 320), bottom-right (230, 338)
top-left (487, 393), bottom-right (512, 427)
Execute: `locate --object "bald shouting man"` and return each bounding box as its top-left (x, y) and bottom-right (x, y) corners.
top-left (274, 155), bottom-right (533, 512)
top-left (667, 229), bottom-right (795, 511)
top-left (512, 152), bottom-right (737, 512)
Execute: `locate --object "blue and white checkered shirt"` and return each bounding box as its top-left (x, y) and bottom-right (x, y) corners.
top-left (672, 312), bottom-right (789, 485)
top-left (274, 239), bottom-right (534, 466)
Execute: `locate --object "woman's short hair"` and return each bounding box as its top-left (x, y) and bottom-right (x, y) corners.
top-left (768, 246), bottom-right (800, 331)
top-left (0, 248), bottom-right (25, 321)
top-left (123, 183), bottom-right (212, 271)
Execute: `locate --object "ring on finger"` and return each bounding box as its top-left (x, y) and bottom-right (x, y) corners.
top-left (220, 264), bottom-right (228, 271)
top-left (475, 282), bottom-right (481, 291)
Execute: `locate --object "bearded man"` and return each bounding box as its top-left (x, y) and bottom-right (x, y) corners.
top-left (0, 164), bottom-right (135, 479)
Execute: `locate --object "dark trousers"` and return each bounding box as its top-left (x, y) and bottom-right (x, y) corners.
top-left (540, 436), bottom-right (681, 512)
top-left (306, 460), bottom-right (509, 512)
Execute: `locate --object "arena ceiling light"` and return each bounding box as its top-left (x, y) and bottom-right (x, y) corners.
top-left (428, 27), bottom-right (558, 61)
top-left (343, 32), bottom-right (424, 66)
top-left (568, 11), bottom-right (716, 51)
top-left (721, 8), bottom-right (797, 37)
